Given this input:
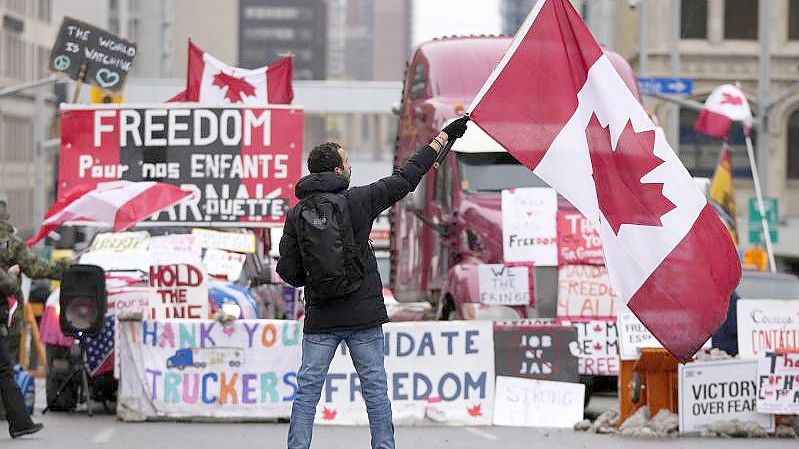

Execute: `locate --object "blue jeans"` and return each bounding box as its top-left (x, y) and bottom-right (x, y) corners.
top-left (288, 325), bottom-right (394, 449)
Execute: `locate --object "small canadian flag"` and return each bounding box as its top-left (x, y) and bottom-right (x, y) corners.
top-left (170, 40), bottom-right (293, 105)
top-left (694, 84), bottom-right (753, 139)
top-left (468, 0), bottom-right (741, 360)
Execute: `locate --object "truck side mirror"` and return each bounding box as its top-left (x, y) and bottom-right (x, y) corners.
top-left (405, 177), bottom-right (427, 213)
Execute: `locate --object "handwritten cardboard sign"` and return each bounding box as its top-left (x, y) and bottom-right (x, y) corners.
top-left (492, 376), bottom-right (584, 428)
top-left (556, 265), bottom-right (618, 319)
top-left (148, 264), bottom-right (208, 320)
top-left (501, 188), bottom-right (557, 266)
top-left (737, 300), bottom-right (799, 359)
top-left (757, 351), bottom-right (799, 414)
top-left (557, 209), bottom-right (604, 266)
top-left (478, 264), bottom-right (534, 306)
top-left (50, 17), bottom-right (136, 91)
top-left (560, 319), bottom-right (619, 376)
top-left (493, 323), bottom-right (578, 382)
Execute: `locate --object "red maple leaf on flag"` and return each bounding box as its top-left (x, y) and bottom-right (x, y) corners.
top-left (720, 92), bottom-right (743, 106)
top-left (212, 71), bottom-right (257, 103)
top-left (467, 404), bottom-right (483, 417)
top-left (321, 407), bottom-right (337, 421)
top-left (587, 114), bottom-right (676, 234)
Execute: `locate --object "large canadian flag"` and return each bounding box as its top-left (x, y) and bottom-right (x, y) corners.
top-left (468, 0), bottom-right (741, 360)
top-left (171, 40), bottom-right (293, 105)
top-left (694, 84), bottom-right (753, 139)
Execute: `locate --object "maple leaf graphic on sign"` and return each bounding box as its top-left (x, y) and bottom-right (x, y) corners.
top-left (321, 407), bottom-right (337, 421)
top-left (586, 114), bottom-right (676, 234)
top-left (467, 404), bottom-right (482, 417)
top-left (212, 71), bottom-right (256, 103)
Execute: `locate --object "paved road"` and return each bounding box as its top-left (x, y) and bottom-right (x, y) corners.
top-left (2, 389), bottom-right (793, 448)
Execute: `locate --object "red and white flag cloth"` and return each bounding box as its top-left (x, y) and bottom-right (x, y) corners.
top-left (27, 181), bottom-right (193, 246)
top-left (694, 84), bottom-right (753, 139)
top-left (5, 296), bottom-right (17, 327)
top-left (467, 0), bottom-right (741, 360)
top-left (172, 40), bottom-right (293, 105)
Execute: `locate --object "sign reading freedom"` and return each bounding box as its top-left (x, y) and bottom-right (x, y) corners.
top-left (58, 104), bottom-right (303, 226)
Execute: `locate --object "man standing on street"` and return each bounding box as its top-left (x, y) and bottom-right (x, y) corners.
top-left (0, 268), bottom-right (43, 438)
top-left (278, 117), bottom-right (469, 449)
top-left (0, 200), bottom-right (69, 362)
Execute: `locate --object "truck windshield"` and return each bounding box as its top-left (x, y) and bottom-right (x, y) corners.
top-left (457, 152), bottom-right (549, 193)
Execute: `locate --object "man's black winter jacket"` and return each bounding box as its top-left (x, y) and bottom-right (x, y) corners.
top-left (277, 145), bottom-right (436, 333)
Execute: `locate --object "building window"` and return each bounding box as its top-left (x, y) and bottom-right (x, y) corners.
top-left (787, 109), bottom-right (799, 179)
top-left (679, 108), bottom-right (752, 177)
top-left (724, 0), bottom-right (758, 40)
top-left (790, 0), bottom-right (799, 40)
top-left (681, 0), bottom-right (708, 39)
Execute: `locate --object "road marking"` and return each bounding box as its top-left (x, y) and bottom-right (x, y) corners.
top-left (93, 428), bottom-right (115, 443)
top-left (464, 427), bottom-right (499, 441)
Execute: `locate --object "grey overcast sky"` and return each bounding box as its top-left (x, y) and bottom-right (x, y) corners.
top-left (413, 0), bottom-right (502, 46)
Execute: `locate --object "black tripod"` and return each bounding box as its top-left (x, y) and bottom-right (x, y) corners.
top-left (42, 334), bottom-right (94, 416)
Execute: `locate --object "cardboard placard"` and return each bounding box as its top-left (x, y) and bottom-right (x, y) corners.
top-left (757, 351), bottom-right (799, 414)
top-left (737, 300), bottom-right (799, 359)
top-left (560, 319), bottom-right (619, 376)
top-left (50, 17), bottom-right (137, 91)
top-left (557, 209), bottom-right (604, 266)
top-left (679, 359), bottom-right (774, 434)
top-left (477, 263), bottom-right (534, 306)
top-left (118, 319), bottom-right (302, 418)
top-left (617, 305), bottom-right (662, 360)
top-left (59, 105), bottom-right (303, 226)
top-left (319, 321), bottom-right (495, 426)
top-left (493, 323), bottom-right (579, 382)
top-left (203, 248), bottom-right (246, 281)
top-left (89, 231), bottom-right (150, 252)
top-left (492, 376), bottom-right (584, 428)
top-left (191, 228), bottom-right (256, 253)
top-left (501, 188), bottom-right (557, 266)
top-left (148, 263), bottom-right (208, 320)
top-left (556, 265), bottom-right (618, 319)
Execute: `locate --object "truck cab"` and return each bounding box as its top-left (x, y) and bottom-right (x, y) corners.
top-left (390, 36), bottom-right (640, 321)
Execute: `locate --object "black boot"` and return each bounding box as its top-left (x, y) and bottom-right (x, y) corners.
top-left (10, 422), bottom-right (43, 438)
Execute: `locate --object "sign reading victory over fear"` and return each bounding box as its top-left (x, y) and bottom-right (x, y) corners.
top-left (58, 104), bottom-right (303, 226)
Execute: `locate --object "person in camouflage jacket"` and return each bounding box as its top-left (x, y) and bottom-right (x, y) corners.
top-left (0, 201), bottom-right (69, 362)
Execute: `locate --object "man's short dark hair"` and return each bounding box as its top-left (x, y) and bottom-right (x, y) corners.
top-left (307, 142), bottom-right (343, 173)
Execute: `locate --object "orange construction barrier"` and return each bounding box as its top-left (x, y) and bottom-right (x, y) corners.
top-left (618, 348), bottom-right (679, 424)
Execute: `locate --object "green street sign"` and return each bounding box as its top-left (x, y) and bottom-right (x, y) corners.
top-left (748, 197), bottom-right (778, 244)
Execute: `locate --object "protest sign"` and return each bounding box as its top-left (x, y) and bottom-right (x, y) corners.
top-left (493, 323), bottom-right (578, 382)
top-left (492, 376), bottom-right (584, 428)
top-left (557, 209), bottom-right (604, 266)
top-left (203, 248), bottom-right (246, 281)
top-left (501, 188), bottom-right (557, 266)
top-left (50, 17), bottom-right (137, 92)
top-left (191, 228), bottom-right (256, 253)
top-left (618, 305), bottom-right (662, 360)
top-left (556, 265), bottom-right (618, 318)
top-left (478, 263), bottom-right (534, 306)
top-left (59, 104), bottom-right (303, 226)
top-left (679, 359), bottom-right (774, 434)
top-left (560, 319), bottom-right (619, 375)
top-left (757, 351), bottom-right (799, 414)
top-left (737, 300), bottom-right (799, 359)
top-left (148, 263), bottom-right (208, 320)
top-left (89, 231), bottom-right (150, 252)
top-left (318, 321), bottom-right (494, 426)
top-left (117, 319), bottom-right (302, 419)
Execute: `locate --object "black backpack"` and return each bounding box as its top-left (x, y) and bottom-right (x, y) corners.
top-left (296, 192), bottom-right (365, 300)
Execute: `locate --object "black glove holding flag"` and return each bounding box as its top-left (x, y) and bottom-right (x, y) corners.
top-left (442, 116), bottom-right (469, 140)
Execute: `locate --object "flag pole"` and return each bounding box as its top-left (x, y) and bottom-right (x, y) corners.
top-left (744, 134), bottom-right (776, 272)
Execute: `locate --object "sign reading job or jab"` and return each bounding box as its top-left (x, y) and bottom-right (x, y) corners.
top-left (318, 321), bottom-right (495, 425)
top-left (117, 319), bottom-right (302, 419)
top-left (59, 105), bottom-right (303, 226)
top-left (50, 17), bottom-right (136, 92)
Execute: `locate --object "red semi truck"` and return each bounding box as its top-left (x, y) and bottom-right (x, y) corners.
top-left (389, 36), bottom-right (641, 321)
